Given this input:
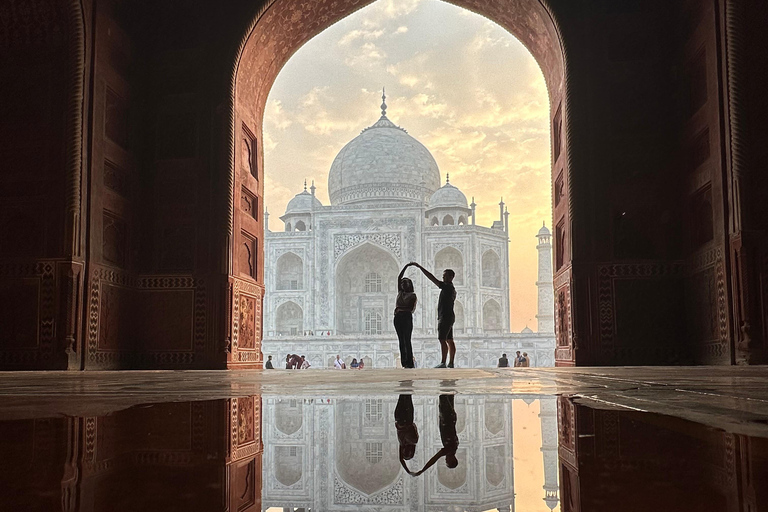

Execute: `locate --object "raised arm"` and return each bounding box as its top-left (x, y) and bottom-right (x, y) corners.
top-left (398, 263), bottom-right (412, 283)
top-left (412, 262), bottom-right (442, 287)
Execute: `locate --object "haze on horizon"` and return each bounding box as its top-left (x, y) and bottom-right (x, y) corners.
top-left (263, 0), bottom-right (552, 334)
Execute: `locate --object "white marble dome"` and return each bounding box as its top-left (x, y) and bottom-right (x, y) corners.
top-left (285, 190), bottom-right (322, 214)
top-left (538, 223), bottom-right (551, 237)
top-left (429, 180), bottom-right (468, 209)
top-left (327, 113), bottom-right (441, 206)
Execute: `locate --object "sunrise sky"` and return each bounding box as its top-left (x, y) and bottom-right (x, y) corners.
top-left (263, 0), bottom-right (552, 332)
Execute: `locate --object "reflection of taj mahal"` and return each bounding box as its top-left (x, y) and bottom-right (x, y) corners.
top-left (261, 396), bottom-right (559, 511)
top-left (263, 94), bottom-right (555, 368)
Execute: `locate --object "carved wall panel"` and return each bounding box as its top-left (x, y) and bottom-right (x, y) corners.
top-left (597, 263), bottom-right (686, 365)
top-left (102, 211), bottom-right (127, 267)
top-left (230, 278), bottom-right (264, 368)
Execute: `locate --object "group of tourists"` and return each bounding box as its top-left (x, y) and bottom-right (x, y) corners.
top-left (333, 355), bottom-right (365, 369)
top-left (497, 351), bottom-right (530, 368)
top-left (265, 354), bottom-right (311, 369)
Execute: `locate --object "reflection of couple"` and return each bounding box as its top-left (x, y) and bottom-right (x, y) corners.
top-left (395, 262), bottom-right (457, 369)
top-left (396, 393), bottom-right (459, 476)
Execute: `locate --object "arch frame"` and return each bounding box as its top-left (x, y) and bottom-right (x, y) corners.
top-left (226, 0), bottom-right (574, 364)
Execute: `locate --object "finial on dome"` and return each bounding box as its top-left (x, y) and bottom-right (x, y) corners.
top-left (310, 180), bottom-right (316, 196)
top-left (303, 179), bottom-right (307, 191)
top-left (381, 87), bottom-right (387, 117)
top-left (446, 173), bottom-right (450, 184)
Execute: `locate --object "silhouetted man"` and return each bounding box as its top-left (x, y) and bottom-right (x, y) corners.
top-left (411, 263), bottom-right (456, 368)
top-left (514, 351), bottom-right (522, 367)
top-left (412, 394), bottom-right (459, 475)
top-left (265, 355), bottom-right (274, 369)
top-left (498, 353), bottom-right (509, 368)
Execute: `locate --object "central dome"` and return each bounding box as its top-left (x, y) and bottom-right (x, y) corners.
top-left (328, 97), bottom-right (441, 206)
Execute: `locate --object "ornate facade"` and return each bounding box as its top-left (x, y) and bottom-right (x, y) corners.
top-left (261, 395), bottom-right (559, 511)
top-left (263, 99), bottom-right (555, 368)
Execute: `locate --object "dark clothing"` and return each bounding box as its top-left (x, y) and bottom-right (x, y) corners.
top-left (394, 291), bottom-right (417, 314)
top-left (265, 360), bottom-right (274, 369)
top-left (498, 357), bottom-right (509, 368)
top-left (394, 311), bottom-right (415, 368)
top-left (438, 394), bottom-right (459, 455)
top-left (437, 317), bottom-right (454, 341)
top-left (288, 355), bottom-right (302, 369)
top-left (437, 281), bottom-right (456, 320)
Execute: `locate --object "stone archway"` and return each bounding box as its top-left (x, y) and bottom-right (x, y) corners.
top-left (276, 252), bottom-right (303, 290)
top-left (228, 0), bottom-right (572, 366)
top-left (435, 247), bottom-right (464, 286)
top-left (334, 243), bottom-right (399, 335)
top-left (275, 301), bottom-right (303, 336)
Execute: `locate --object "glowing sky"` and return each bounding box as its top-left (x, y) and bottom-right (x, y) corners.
top-left (263, 0), bottom-right (552, 332)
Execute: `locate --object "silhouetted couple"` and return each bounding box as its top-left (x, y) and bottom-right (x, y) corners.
top-left (395, 262), bottom-right (456, 369)
top-left (396, 393), bottom-right (459, 476)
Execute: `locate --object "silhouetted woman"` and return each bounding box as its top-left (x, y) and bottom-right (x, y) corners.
top-left (395, 263), bottom-right (417, 368)
top-left (395, 394), bottom-right (419, 474)
top-left (350, 358), bottom-right (359, 369)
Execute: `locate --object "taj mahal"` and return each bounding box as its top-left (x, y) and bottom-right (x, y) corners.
top-left (263, 93), bottom-right (555, 368)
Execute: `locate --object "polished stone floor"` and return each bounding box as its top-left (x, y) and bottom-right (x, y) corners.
top-left (1, 367), bottom-right (767, 511)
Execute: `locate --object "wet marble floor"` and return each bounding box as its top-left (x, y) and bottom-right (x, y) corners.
top-left (1, 366), bottom-right (767, 511)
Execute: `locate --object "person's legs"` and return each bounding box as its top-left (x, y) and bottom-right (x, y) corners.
top-left (447, 338), bottom-right (456, 366)
top-left (395, 314), bottom-right (407, 367)
top-left (403, 314), bottom-right (414, 368)
top-left (438, 339), bottom-right (448, 365)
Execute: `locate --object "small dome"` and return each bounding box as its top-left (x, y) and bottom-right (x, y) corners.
top-left (285, 190), bottom-right (322, 214)
top-left (537, 222), bottom-right (551, 237)
top-left (521, 326), bottom-right (534, 334)
top-left (428, 177), bottom-right (468, 209)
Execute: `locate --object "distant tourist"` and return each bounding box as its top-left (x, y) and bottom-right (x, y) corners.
top-left (351, 358), bottom-right (359, 369)
top-left (514, 351), bottom-right (523, 367)
top-left (285, 354), bottom-right (292, 369)
top-left (498, 353), bottom-right (509, 368)
top-left (358, 358), bottom-right (365, 369)
top-left (394, 263), bottom-right (418, 368)
top-left (300, 355), bottom-right (310, 369)
top-left (521, 352), bottom-right (530, 367)
top-left (411, 262), bottom-right (456, 368)
top-left (288, 354), bottom-right (302, 369)
top-left (265, 355), bottom-right (274, 369)
top-left (334, 355), bottom-right (344, 369)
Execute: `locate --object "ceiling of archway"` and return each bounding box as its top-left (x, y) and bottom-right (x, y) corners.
top-left (236, 0), bottom-right (563, 129)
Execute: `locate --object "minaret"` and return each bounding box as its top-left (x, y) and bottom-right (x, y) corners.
top-left (504, 206), bottom-right (510, 233)
top-left (470, 197), bottom-right (476, 225)
top-left (536, 222), bottom-right (554, 332)
top-left (539, 397), bottom-right (560, 510)
top-left (499, 197), bottom-right (505, 223)
top-left (264, 207), bottom-right (270, 232)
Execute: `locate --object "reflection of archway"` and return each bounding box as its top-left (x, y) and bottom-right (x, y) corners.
top-left (275, 399), bottom-right (303, 435)
top-left (483, 299), bottom-right (502, 332)
top-left (275, 446), bottom-right (302, 486)
top-left (335, 244), bottom-right (398, 335)
top-left (482, 250), bottom-right (502, 288)
top-left (435, 247), bottom-right (464, 286)
top-left (276, 252), bottom-right (303, 290)
top-left (275, 301), bottom-right (303, 336)
top-left (335, 401), bottom-right (400, 495)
